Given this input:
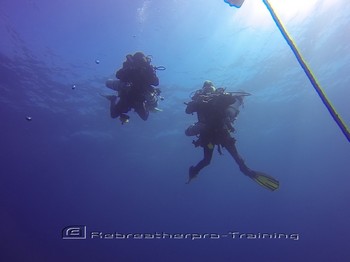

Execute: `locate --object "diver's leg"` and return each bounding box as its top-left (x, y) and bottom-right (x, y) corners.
top-left (108, 96), bottom-right (119, 119)
top-left (222, 136), bottom-right (254, 177)
top-left (189, 146), bottom-right (214, 177)
top-left (111, 97), bottom-right (130, 119)
top-left (134, 101), bottom-right (149, 121)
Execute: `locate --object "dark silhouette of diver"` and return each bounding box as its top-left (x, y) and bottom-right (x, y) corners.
top-left (185, 80), bottom-right (279, 191)
top-left (103, 52), bottom-right (163, 124)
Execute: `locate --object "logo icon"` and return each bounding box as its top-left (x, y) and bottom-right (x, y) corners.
top-left (62, 225), bottom-right (87, 240)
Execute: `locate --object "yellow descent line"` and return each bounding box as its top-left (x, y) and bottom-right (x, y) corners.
top-left (263, 0), bottom-right (350, 142)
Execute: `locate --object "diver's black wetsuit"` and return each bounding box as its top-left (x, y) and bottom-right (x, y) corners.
top-left (109, 52), bottom-right (159, 121)
top-left (189, 125), bottom-right (254, 179)
top-left (186, 92), bottom-right (254, 179)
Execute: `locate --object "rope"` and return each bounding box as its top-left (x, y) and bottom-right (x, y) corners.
top-left (263, 0), bottom-right (349, 142)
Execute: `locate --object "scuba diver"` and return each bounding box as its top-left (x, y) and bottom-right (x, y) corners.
top-left (103, 51), bottom-right (164, 124)
top-left (185, 80), bottom-right (279, 191)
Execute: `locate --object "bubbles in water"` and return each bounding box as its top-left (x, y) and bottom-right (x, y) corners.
top-left (72, 84), bottom-right (76, 90)
top-left (26, 116), bottom-right (32, 121)
top-left (95, 59), bottom-right (100, 64)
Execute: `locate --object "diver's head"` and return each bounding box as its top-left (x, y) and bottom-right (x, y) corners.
top-left (202, 80), bottom-right (216, 93)
top-left (133, 52), bottom-right (149, 64)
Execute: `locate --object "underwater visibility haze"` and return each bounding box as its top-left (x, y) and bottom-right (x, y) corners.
top-left (1, 0), bottom-right (350, 261)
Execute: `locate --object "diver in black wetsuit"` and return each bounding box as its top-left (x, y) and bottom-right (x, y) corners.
top-left (185, 80), bottom-right (279, 191)
top-left (104, 52), bottom-right (162, 124)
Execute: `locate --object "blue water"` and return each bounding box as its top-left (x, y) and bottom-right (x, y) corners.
top-left (1, 0), bottom-right (349, 261)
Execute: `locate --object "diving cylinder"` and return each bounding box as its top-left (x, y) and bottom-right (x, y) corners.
top-left (227, 96), bottom-right (244, 121)
top-left (105, 79), bottom-right (121, 91)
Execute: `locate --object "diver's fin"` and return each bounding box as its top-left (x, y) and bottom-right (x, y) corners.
top-left (228, 91), bottom-right (251, 97)
top-left (249, 171), bottom-right (279, 191)
top-left (150, 107), bottom-right (163, 112)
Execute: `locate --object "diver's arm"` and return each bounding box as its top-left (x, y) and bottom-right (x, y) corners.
top-left (185, 101), bottom-right (198, 114)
